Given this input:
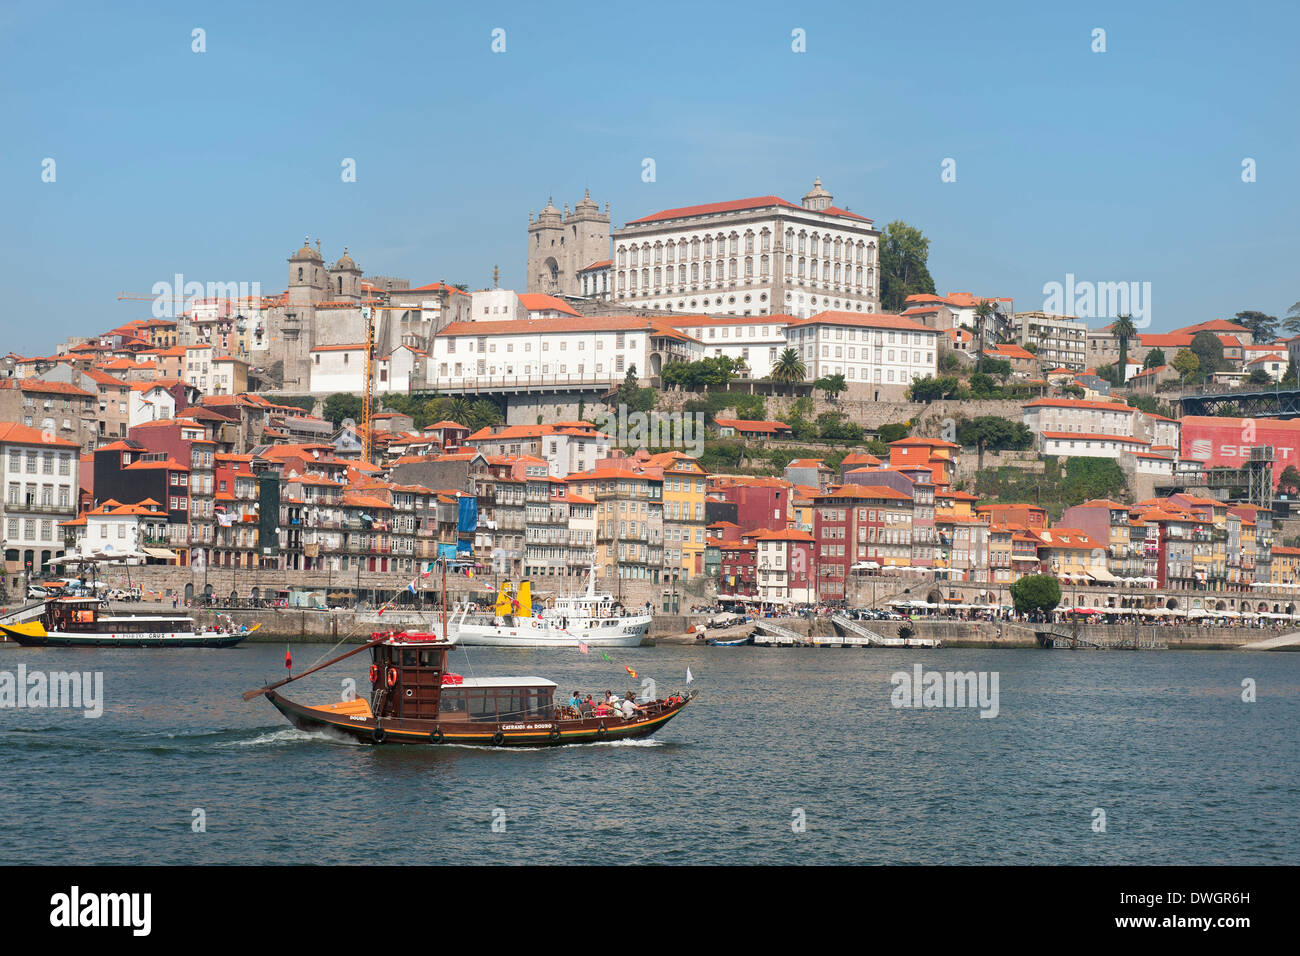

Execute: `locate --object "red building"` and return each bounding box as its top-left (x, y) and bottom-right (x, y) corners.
top-left (812, 484), bottom-right (914, 602)
top-left (707, 476), bottom-right (791, 534)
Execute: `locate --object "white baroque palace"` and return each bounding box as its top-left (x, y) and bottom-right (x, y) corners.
top-left (611, 179), bottom-right (881, 319)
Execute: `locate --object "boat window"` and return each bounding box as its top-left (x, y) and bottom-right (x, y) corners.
top-left (440, 690), bottom-right (467, 714)
top-left (468, 691), bottom-right (495, 721)
top-left (401, 649), bottom-right (418, 667)
top-left (496, 692), bottom-right (524, 721)
top-left (418, 650), bottom-right (440, 666)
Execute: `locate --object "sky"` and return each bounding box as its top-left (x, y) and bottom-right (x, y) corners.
top-left (1, 0), bottom-right (1297, 352)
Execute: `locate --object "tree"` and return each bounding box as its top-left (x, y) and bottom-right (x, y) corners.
top-left (1190, 331), bottom-right (1225, 377)
top-left (770, 348), bottom-right (807, 393)
top-left (1283, 301), bottom-right (1300, 337)
top-left (980, 357), bottom-right (1012, 381)
top-left (465, 399), bottom-right (504, 431)
top-left (1112, 314), bottom-right (1137, 380)
top-left (878, 220), bottom-right (937, 312)
top-left (813, 373), bottom-right (847, 400)
top-left (1284, 359), bottom-right (1300, 387)
top-left (1009, 574), bottom-right (1061, 616)
top-left (1234, 310), bottom-right (1278, 343)
top-left (323, 393), bottom-right (362, 426)
top-left (876, 422), bottom-right (911, 444)
top-left (1247, 368), bottom-right (1272, 386)
top-left (1094, 363), bottom-right (1124, 388)
top-left (973, 299), bottom-right (995, 371)
top-left (1172, 348), bottom-right (1200, 383)
top-left (1144, 348), bottom-right (1166, 369)
top-left (1281, 465), bottom-right (1300, 495)
top-left (907, 376), bottom-right (961, 402)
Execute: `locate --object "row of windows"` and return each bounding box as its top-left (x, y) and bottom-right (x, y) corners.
top-left (617, 230), bottom-right (876, 267)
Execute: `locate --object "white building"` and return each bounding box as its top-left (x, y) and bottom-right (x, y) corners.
top-left (660, 314), bottom-right (793, 380)
top-left (430, 316), bottom-right (703, 386)
top-left (0, 422), bottom-right (80, 578)
top-left (1012, 312), bottom-right (1088, 370)
top-left (470, 289), bottom-right (525, 322)
top-left (128, 383), bottom-right (178, 426)
top-left (63, 500), bottom-right (170, 561)
top-left (782, 311), bottom-right (939, 397)
top-left (612, 179), bottom-right (881, 319)
top-left (1038, 431), bottom-right (1152, 459)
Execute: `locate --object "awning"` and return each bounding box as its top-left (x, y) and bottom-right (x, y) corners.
top-left (142, 547), bottom-right (179, 560)
top-left (1089, 567), bottom-right (1119, 583)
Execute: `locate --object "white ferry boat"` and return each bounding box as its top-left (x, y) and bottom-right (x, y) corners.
top-left (453, 568), bottom-right (650, 648)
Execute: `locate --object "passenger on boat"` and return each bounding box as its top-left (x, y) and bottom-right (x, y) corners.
top-left (594, 701), bottom-right (610, 717)
top-left (620, 693), bottom-right (642, 719)
top-left (569, 691), bottom-right (581, 710)
top-left (579, 695), bottom-right (594, 716)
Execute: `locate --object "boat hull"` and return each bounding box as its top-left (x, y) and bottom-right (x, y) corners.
top-left (0, 623), bottom-right (249, 648)
top-left (454, 615), bottom-right (650, 648)
top-left (265, 688), bottom-right (694, 746)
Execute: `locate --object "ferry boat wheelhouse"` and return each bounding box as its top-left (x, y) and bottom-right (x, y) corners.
top-left (0, 596), bottom-right (250, 648)
top-left (257, 630), bottom-right (693, 746)
top-left (454, 569), bottom-right (651, 648)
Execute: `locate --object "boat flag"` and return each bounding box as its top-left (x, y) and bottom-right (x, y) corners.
top-left (406, 579), bottom-right (417, 595)
top-left (578, 641), bottom-right (589, 654)
top-left (686, 667), bottom-right (694, 684)
top-left (284, 647), bottom-right (293, 671)
top-left (625, 665), bottom-right (638, 678)
top-left (601, 652), bottom-right (612, 663)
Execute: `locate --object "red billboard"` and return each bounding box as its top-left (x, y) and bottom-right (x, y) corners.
top-left (1179, 415), bottom-right (1300, 486)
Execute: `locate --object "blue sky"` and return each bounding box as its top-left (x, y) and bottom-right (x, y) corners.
top-left (1, 0), bottom-right (1296, 351)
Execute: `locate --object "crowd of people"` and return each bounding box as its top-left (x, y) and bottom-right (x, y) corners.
top-left (561, 690), bottom-right (645, 720)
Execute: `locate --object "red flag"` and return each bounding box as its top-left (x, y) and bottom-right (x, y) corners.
top-left (284, 647), bottom-right (293, 670)
top-left (625, 665), bottom-right (637, 679)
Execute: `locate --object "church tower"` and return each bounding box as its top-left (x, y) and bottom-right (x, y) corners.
top-left (328, 247), bottom-right (362, 304)
top-left (288, 237), bottom-right (326, 307)
top-left (526, 191), bottom-right (610, 296)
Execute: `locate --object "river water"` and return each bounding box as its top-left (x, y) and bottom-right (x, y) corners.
top-left (1, 642), bottom-right (1295, 865)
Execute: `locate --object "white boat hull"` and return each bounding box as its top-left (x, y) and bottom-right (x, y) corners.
top-left (454, 616), bottom-right (650, 648)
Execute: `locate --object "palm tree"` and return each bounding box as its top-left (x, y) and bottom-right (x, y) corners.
top-left (448, 397), bottom-right (472, 426)
top-left (973, 299), bottom-right (995, 372)
top-left (771, 348), bottom-right (807, 395)
top-left (1112, 314), bottom-right (1137, 384)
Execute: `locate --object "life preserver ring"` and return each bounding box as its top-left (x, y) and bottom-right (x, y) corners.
top-left (596, 723), bottom-right (607, 738)
top-left (548, 725), bottom-right (561, 741)
top-left (430, 727), bottom-right (444, 744)
top-left (386, 667), bottom-right (398, 688)
top-left (369, 664), bottom-right (379, 684)
top-left (372, 727), bottom-right (386, 744)
top-left (491, 730), bottom-right (505, 746)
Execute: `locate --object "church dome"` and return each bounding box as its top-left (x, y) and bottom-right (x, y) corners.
top-left (802, 178), bottom-right (833, 210)
top-left (292, 236), bottom-right (322, 261)
top-left (538, 197), bottom-right (561, 221)
top-left (575, 188), bottom-right (599, 213)
top-left (335, 246), bottom-right (357, 271)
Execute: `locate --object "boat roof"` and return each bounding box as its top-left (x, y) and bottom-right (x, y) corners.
top-left (445, 676), bottom-right (558, 689)
top-left (98, 616), bottom-right (195, 624)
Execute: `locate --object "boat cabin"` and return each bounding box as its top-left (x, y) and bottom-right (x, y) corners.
top-left (438, 677), bottom-right (557, 723)
top-left (370, 633), bottom-right (556, 723)
top-left (42, 596), bottom-right (193, 634)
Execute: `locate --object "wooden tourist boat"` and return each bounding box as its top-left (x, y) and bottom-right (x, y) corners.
top-left (0, 595), bottom-right (254, 648)
top-left (246, 629), bottom-right (695, 746)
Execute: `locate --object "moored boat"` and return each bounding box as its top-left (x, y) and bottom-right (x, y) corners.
top-left (248, 629), bottom-right (694, 746)
top-left (453, 568), bottom-right (650, 648)
top-left (0, 595), bottom-right (253, 648)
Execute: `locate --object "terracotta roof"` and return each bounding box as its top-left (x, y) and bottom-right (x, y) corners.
top-left (0, 423), bottom-right (79, 447)
top-left (783, 311), bottom-right (934, 333)
top-left (626, 195), bottom-right (871, 225)
top-left (517, 293), bottom-right (580, 317)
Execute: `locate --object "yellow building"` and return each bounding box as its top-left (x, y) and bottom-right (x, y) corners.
top-left (1270, 546), bottom-right (1300, 585)
top-left (641, 451), bottom-right (708, 578)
